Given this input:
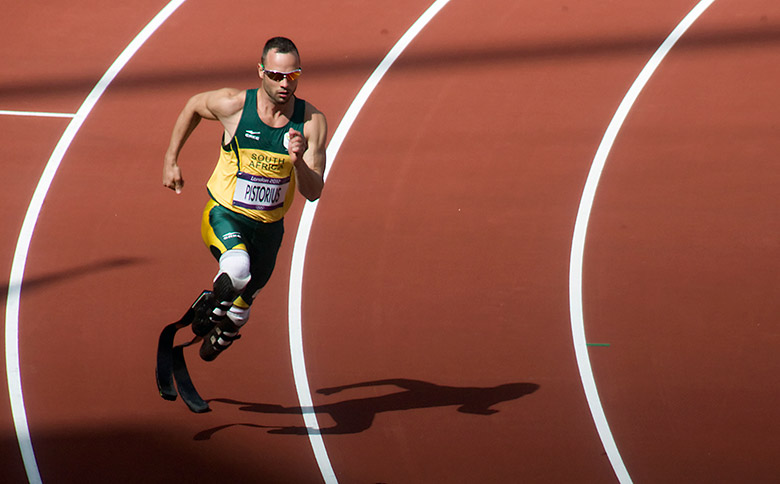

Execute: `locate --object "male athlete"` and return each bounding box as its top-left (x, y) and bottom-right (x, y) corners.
top-left (162, 37), bottom-right (326, 361)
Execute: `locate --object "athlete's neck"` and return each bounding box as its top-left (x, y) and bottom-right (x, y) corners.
top-left (256, 89), bottom-right (295, 128)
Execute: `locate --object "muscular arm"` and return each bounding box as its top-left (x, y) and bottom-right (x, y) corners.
top-left (162, 88), bottom-right (244, 193)
top-left (288, 103), bottom-right (327, 201)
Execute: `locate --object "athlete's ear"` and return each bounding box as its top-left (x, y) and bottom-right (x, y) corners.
top-left (257, 63), bottom-right (264, 79)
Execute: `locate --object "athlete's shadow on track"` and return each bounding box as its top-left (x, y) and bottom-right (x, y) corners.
top-left (196, 378), bottom-right (539, 439)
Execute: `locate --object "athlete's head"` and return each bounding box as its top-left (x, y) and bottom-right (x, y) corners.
top-left (258, 37), bottom-right (301, 105)
top-left (261, 37), bottom-right (300, 64)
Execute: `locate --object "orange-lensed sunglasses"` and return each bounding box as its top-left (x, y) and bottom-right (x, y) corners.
top-left (261, 66), bottom-right (302, 82)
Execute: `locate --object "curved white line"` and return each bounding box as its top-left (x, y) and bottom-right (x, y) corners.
top-left (287, 1), bottom-right (451, 483)
top-left (4, 2), bottom-right (187, 483)
top-left (569, 1), bottom-right (716, 483)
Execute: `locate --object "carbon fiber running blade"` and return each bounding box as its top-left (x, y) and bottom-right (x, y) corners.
top-left (155, 292), bottom-right (205, 403)
top-left (172, 343), bottom-right (210, 413)
top-left (155, 322), bottom-right (179, 401)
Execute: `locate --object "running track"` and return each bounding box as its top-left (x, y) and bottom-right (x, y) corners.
top-left (1, 1), bottom-right (778, 483)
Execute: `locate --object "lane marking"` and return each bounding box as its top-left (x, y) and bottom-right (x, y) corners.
top-left (287, 1), bottom-right (451, 482)
top-left (4, 2), bottom-right (187, 483)
top-left (568, 1), bottom-right (716, 483)
top-left (0, 110), bottom-right (76, 118)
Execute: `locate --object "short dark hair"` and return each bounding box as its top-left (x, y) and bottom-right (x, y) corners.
top-left (262, 37), bottom-right (299, 64)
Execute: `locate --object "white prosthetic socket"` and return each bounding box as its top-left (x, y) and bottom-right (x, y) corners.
top-left (210, 249), bottom-right (251, 326)
top-left (216, 249), bottom-right (251, 292)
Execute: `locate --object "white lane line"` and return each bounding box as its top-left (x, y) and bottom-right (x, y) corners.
top-left (4, 2), bottom-right (186, 483)
top-left (287, 1), bottom-right (451, 483)
top-left (568, 1), bottom-right (716, 483)
top-left (0, 110), bottom-right (76, 118)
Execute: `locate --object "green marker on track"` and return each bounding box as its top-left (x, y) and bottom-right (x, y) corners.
top-left (586, 343), bottom-right (611, 347)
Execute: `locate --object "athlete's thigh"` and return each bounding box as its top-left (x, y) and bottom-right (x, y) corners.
top-left (201, 200), bottom-right (249, 260)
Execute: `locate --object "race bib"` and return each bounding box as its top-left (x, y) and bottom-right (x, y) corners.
top-left (233, 171), bottom-right (290, 211)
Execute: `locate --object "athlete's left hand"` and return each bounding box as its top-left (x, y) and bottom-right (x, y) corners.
top-left (288, 128), bottom-right (308, 165)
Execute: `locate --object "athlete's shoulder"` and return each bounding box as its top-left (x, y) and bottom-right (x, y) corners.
top-left (301, 100), bottom-right (326, 128)
top-left (301, 99), bottom-right (324, 117)
top-left (206, 88), bottom-right (247, 118)
top-left (300, 100), bottom-right (326, 146)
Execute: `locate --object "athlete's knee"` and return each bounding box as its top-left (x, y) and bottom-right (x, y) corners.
top-left (217, 249), bottom-right (251, 292)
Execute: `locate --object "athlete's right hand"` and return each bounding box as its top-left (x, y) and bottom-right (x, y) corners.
top-left (163, 163), bottom-right (184, 194)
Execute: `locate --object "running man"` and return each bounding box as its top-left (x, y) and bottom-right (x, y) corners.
top-left (162, 37), bottom-right (326, 361)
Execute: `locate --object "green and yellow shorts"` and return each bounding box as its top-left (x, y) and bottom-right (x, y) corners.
top-left (201, 199), bottom-right (284, 305)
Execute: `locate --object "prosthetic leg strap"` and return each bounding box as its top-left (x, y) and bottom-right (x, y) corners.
top-left (199, 314), bottom-right (243, 362)
top-left (191, 272), bottom-right (238, 337)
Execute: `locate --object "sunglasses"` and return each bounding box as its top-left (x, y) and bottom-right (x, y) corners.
top-left (261, 66), bottom-right (302, 82)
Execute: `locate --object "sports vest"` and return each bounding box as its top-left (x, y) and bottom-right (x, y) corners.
top-left (207, 89), bottom-right (305, 222)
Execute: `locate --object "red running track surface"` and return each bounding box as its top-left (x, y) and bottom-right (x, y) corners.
top-left (1, 0), bottom-right (778, 483)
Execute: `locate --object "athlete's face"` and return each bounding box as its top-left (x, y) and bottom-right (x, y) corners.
top-left (259, 50), bottom-right (301, 105)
